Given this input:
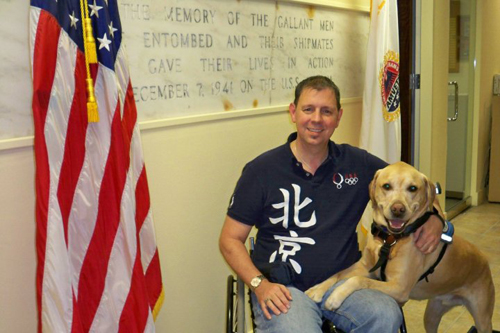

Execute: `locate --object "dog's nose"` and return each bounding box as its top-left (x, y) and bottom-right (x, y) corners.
top-left (391, 202), bottom-right (406, 217)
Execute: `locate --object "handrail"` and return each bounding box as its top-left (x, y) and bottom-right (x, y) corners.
top-left (448, 81), bottom-right (459, 121)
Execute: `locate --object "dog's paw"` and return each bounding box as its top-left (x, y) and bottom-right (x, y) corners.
top-left (324, 279), bottom-right (358, 310)
top-left (305, 284), bottom-right (327, 303)
top-left (324, 291), bottom-right (344, 310)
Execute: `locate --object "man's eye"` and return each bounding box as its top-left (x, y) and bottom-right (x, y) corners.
top-left (383, 184), bottom-right (391, 190)
top-left (408, 185), bottom-right (418, 192)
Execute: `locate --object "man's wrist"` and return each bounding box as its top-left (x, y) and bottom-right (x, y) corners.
top-left (250, 274), bottom-right (267, 291)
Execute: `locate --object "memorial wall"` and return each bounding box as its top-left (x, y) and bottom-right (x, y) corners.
top-left (0, 0), bottom-right (369, 140)
top-left (122, 0), bottom-right (370, 120)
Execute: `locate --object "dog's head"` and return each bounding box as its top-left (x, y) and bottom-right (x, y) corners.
top-left (369, 162), bottom-right (435, 234)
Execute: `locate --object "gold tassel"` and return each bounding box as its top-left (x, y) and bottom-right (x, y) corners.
top-left (86, 78), bottom-right (99, 122)
top-left (84, 18), bottom-right (98, 64)
top-left (81, 0), bottom-right (99, 122)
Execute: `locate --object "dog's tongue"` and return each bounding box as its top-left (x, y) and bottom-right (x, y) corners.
top-left (389, 219), bottom-right (405, 229)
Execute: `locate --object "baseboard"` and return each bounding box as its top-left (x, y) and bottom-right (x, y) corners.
top-left (467, 326), bottom-right (500, 333)
top-left (444, 196), bottom-right (471, 220)
top-left (445, 190), bottom-right (463, 199)
top-left (471, 187), bottom-right (488, 206)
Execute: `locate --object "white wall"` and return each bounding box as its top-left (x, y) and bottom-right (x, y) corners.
top-left (0, 146), bottom-right (38, 332)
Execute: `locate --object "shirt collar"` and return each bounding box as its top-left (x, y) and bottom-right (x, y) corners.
top-left (286, 132), bottom-right (338, 161)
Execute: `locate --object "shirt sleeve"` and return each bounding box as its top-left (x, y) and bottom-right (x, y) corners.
top-left (365, 151), bottom-right (389, 179)
top-left (226, 163), bottom-right (264, 226)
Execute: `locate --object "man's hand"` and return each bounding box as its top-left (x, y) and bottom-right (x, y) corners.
top-left (413, 214), bottom-right (443, 254)
top-left (254, 280), bottom-right (293, 320)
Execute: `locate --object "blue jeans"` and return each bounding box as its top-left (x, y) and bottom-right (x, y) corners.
top-left (251, 280), bottom-right (402, 333)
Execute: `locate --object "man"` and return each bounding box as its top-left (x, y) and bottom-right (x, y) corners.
top-left (219, 76), bottom-right (443, 332)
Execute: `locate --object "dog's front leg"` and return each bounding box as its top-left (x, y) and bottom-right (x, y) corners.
top-left (324, 277), bottom-right (412, 310)
top-left (306, 261), bottom-right (371, 303)
top-left (305, 274), bottom-right (340, 303)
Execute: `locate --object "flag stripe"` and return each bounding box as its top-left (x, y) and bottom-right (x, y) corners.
top-left (57, 51), bottom-right (88, 246)
top-left (67, 74), bottom-right (112, 303)
top-left (77, 104), bottom-right (126, 330)
top-left (145, 251), bottom-right (163, 314)
top-left (115, 82), bottom-right (153, 331)
top-left (118, 248), bottom-right (151, 333)
top-left (89, 66), bottom-right (139, 332)
top-left (32, 8), bottom-right (60, 333)
top-left (42, 21), bottom-right (81, 333)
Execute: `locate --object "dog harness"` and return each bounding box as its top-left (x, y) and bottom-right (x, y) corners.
top-left (369, 209), bottom-right (448, 282)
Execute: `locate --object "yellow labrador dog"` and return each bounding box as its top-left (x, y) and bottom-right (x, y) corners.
top-left (306, 162), bottom-right (495, 333)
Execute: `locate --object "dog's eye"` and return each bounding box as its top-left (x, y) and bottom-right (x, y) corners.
top-left (408, 185), bottom-right (418, 192)
top-left (383, 184), bottom-right (391, 190)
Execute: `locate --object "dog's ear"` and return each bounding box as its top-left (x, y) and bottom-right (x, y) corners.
top-left (369, 169), bottom-right (380, 202)
top-left (423, 176), bottom-right (436, 210)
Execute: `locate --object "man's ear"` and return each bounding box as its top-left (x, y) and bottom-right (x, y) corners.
top-left (289, 103), bottom-right (297, 123)
top-left (333, 108), bottom-right (344, 129)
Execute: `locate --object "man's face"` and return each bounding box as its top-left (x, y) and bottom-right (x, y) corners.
top-left (289, 88), bottom-right (343, 148)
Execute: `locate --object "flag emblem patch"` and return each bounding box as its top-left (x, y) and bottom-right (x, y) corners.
top-left (379, 50), bottom-right (401, 122)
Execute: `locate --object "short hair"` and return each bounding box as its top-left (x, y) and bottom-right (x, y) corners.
top-left (293, 76), bottom-right (341, 110)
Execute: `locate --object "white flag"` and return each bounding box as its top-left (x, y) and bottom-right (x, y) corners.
top-left (360, 0), bottom-right (401, 163)
top-left (359, 0), bottom-right (401, 237)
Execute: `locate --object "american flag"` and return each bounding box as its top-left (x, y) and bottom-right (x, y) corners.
top-left (30, 1), bottom-right (163, 332)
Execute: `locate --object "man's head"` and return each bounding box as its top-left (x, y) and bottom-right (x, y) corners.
top-left (289, 76), bottom-right (343, 149)
top-left (293, 76), bottom-right (341, 110)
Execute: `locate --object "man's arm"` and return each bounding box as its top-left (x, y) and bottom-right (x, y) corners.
top-left (219, 215), bottom-right (292, 319)
top-left (414, 197), bottom-right (445, 254)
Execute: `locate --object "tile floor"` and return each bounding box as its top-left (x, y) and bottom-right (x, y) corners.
top-left (403, 202), bottom-right (500, 332)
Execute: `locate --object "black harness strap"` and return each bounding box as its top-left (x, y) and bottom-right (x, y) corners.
top-left (369, 209), bottom-right (446, 282)
top-left (369, 226), bottom-right (398, 281)
top-left (418, 243), bottom-right (448, 282)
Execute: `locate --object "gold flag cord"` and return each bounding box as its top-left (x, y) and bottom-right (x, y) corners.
top-left (80, 0), bottom-right (99, 123)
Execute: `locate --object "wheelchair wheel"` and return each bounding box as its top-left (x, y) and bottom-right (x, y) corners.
top-left (226, 275), bottom-right (246, 333)
top-left (226, 275), bottom-right (235, 333)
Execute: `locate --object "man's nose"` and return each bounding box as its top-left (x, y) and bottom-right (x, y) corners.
top-left (311, 109), bottom-right (321, 122)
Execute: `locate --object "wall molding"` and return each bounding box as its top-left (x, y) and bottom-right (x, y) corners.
top-left (0, 97), bottom-right (361, 151)
top-left (284, 0), bottom-right (369, 12)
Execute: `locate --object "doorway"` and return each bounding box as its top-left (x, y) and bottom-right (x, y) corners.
top-left (445, 0), bottom-right (476, 218)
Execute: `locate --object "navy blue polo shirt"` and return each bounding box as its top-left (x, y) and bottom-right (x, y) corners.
top-left (227, 133), bottom-right (387, 291)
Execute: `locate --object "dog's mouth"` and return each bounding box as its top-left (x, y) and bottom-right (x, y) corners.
top-left (386, 219), bottom-right (407, 233)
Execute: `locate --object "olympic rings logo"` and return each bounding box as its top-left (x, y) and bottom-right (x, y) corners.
top-left (333, 173), bottom-right (358, 189)
top-left (345, 174), bottom-right (358, 185)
